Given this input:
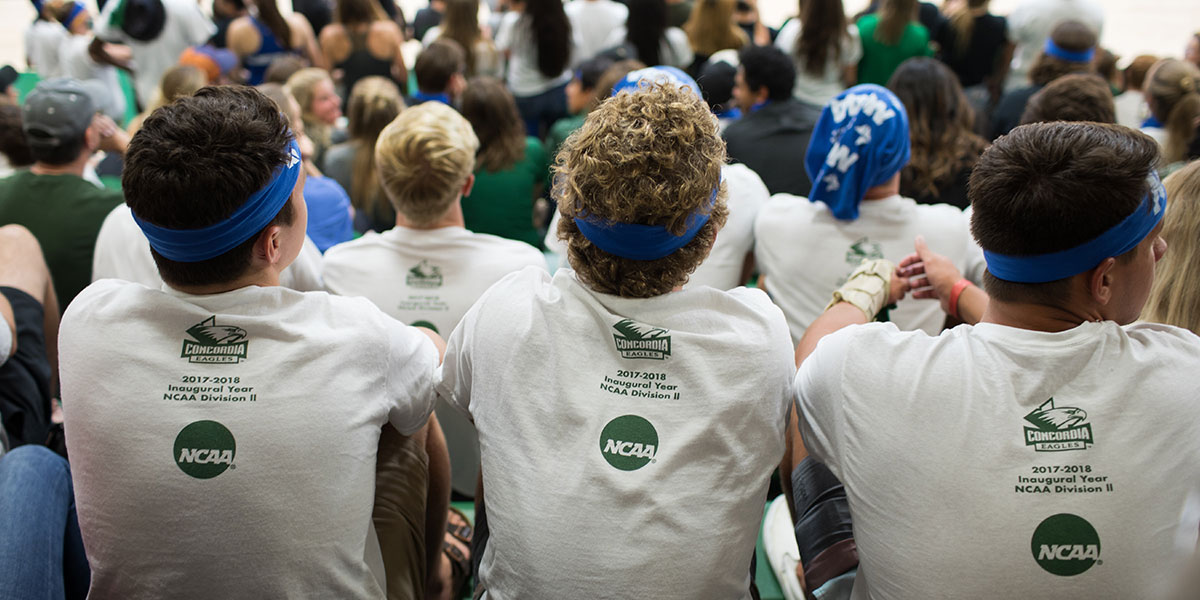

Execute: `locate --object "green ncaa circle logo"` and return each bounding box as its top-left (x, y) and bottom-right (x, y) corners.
top-left (173, 420), bottom-right (237, 479)
top-left (1031, 513), bottom-right (1101, 576)
top-left (599, 415), bottom-right (659, 471)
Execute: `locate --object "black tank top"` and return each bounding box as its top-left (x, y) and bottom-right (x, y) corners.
top-left (336, 30), bottom-right (397, 99)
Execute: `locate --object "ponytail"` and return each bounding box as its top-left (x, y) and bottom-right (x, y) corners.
top-left (253, 0), bottom-right (292, 50)
top-left (1146, 58), bottom-right (1200, 164)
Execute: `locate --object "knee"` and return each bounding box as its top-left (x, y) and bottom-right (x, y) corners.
top-left (1, 444), bottom-right (70, 482)
top-left (0, 225), bottom-right (44, 259)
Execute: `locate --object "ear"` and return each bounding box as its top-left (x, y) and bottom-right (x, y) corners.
top-left (753, 86), bottom-right (770, 106)
top-left (460, 173), bottom-right (475, 198)
top-left (1086, 257), bottom-right (1117, 305)
top-left (252, 224), bottom-right (288, 269)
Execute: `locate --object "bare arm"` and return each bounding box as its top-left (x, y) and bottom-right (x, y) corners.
top-left (898, 235), bottom-right (989, 325)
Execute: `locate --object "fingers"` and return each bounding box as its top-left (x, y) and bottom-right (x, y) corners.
top-left (896, 252), bottom-right (921, 269)
top-left (914, 235), bottom-right (933, 261)
top-left (912, 289), bottom-right (939, 300)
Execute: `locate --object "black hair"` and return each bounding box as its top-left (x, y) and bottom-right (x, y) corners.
top-left (698, 60), bottom-right (737, 112)
top-left (626, 0), bottom-right (668, 67)
top-left (525, 0), bottom-right (571, 79)
top-left (738, 44), bottom-right (796, 101)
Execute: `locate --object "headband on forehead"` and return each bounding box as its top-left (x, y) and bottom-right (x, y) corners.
top-left (984, 171), bottom-right (1166, 283)
top-left (133, 139), bottom-right (303, 263)
top-left (62, 1), bottom-right (85, 29)
top-left (612, 66), bottom-right (701, 100)
top-left (1043, 38), bottom-right (1095, 63)
top-left (806, 84), bottom-right (910, 221)
top-left (574, 186), bottom-right (719, 261)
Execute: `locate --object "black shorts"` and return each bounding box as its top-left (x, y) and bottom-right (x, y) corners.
top-left (0, 286), bottom-right (52, 448)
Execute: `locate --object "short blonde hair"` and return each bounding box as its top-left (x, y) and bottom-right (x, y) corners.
top-left (375, 102), bottom-right (479, 226)
top-left (554, 82), bottom-right (728, 298)
top-left (1142, 161), bottom-right (1200, 334)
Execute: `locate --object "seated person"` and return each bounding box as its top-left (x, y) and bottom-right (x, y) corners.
top-left (412, 39), bottom-right (466, 106)
top-left (723, 44), bottom-right (822, 197)
top-left (789, 121), bottom-right (1200, 597)
top-left (0, 224), bottom-right (88, 598)
top-left (322, 101), bottom-right (545, 500)
top-left (437, 69), bottom-right (795, 598)
top-left (59, 85), bottom-right (450, 599)
top-left (754, 84), bottom-right (973, 342)
top-left (0, 78), bottom-right (127, 311)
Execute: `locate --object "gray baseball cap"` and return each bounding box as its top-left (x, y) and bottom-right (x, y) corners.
top-left (21, 78), bottom-right (107, 150)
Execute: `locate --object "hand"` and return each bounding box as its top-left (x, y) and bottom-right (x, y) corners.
top-left (92, 114), bottom-right (130, 154)
top-left (897, 235), bottom-right (965, 314)
top-left (888, 264), bottom-right (910, 306)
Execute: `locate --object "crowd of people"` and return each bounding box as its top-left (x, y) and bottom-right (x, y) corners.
top-left (0, 0), bottom-right (1199, 598)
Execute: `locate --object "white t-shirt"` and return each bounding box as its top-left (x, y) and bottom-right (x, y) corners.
top-left (323, 225), bottom-right (544, 497)
top-left (689, 163), bottom-right (768, 290)
top-left (775, 19), bottom-right (862, 108)
top-left (564, 0), bottom-right (628, 62)
top-left (1005, 0), bottom-right (1104, 90)
top-left (437, 267), bottom-right (793, 599)
top-left (544, 163), bottom-right (766, 291)
top-left (495, 12), bottom-right (577, 96)
top-left (59, 35), bottom-right (126, 119)
top-left (94, 0), bottom-right (216, 107)
top-left (796, 320), bottom-right (1200, 599)
top-left (25, 20), bottom-right (68, 79)
top-left (600, 26), bottom-right (694, 70)
top-left (754, 194), bottom-right (972, 342)
top-left (60, 279), bottom-right (440, 599)
top-left (91, 204), bottom-right (326, 292)
top-left (1140, 125), bottom-right (1168, 152)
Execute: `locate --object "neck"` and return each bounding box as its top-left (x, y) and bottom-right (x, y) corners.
top-left (979, 298), bottom-right (1101, 333)
top-left (395, 200), bottom-right (464, 230)
top-left (862, 174), bottom-right (900, 201)
top-left (30, 157), bottom-right (88, 178)
top-left (169, 269), bottom-right (281, 296)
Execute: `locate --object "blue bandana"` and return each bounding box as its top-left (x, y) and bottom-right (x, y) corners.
top-left (984, 171), bottom-right (1166, 283)
top-left (1043, 38), bottom-right (1095, 63)
top-left (1142, 115), bottom-right (1163, 129)
top-left (133, 139), bottom-right (303, 262)
top-left (805, 84), bottom-right (910, 221)
top-left (570, 66), bottom-right (716, 261)
top-left (62, 1), bottom-right (84, 30)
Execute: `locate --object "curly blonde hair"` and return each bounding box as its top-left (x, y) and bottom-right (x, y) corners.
top-left (375, 102), bottom-right (480, 226)
top-left (554, 82), bottom-right (728, 298)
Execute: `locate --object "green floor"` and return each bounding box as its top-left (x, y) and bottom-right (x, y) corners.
top-left (446, 501), bottom-right (785, 599)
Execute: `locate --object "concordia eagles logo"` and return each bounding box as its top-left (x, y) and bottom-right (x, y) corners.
top-left (1023, 398), bottom-right (1094, 452)
top-left (406, 260), bottom-right (443, 289)
top-left (611, 319), bottom-right (671, 360)
top-left (181, 316), bottom-right (248, 364)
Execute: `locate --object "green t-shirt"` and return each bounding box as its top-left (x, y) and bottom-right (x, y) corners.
top-left (462, 137), bottom-right (549, 249)
top-left (0, 171), bottom-right (124, 310)
top-left (855, 15), bottom-right (934, 86)
top-left (545, 113), bottom-right (586, 167)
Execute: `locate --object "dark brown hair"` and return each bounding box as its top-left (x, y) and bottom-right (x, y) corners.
top-left (1020, 73), bottom-right (1115, 125)
top-left (526, 0), bottom-right (571, 78)
top-left (333, 0), bottom-right (385, 26)
top-left (796, 0), bottom-right (848, 76)
top-left (969, 122), bottom-right (1159, 302)
top-left (415, 39), bottom-right (466, 93)
top-left (1145, 58), bottom-right (1200, 164)
top-left (440, 0), bottom-right (483, 77)
top-left (888, 58), bottom-right (987, 201)
top-left (0, 105), bottom-right (33, 168)
top-left (460, 77), bottom-right (526, 172)
top-left (252, 0), bottom-right (292, 50)
top-left (123, 85), bottom-right (295, 287)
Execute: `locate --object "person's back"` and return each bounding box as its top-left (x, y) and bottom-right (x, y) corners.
top-left (724, 44), bottom-right (821, 197)
top-left (0, 79), bottom-right (125, 310)
top-left (1005, 0), bottom-right (1102, 90)
top-left (60, 86), bottom-right (441, 598)
top-left (437, 69), bottom-right (793, 598)
top-left (564, 0), bottom-right (628, 62)
top-left (855, 0), bottom-right (933, 86)
top-left (793, 122), bottom-right (1199, 598)
top-left (754, 84), bottom-right (972, 340)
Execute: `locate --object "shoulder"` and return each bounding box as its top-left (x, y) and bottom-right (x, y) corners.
top-left (319, 22), bottom-right (346, 42)
top-left (1124, 322), bottom-right (1200, 357)
top-left (371, 19), bottom-right (403, 39)
top-left (466, 232), bottom-right (546, 264)
top-left (756, 194), bottom-right (821, 228)
top-left (722, 163), bottom-right (770, 203)
top-left (61, 279), bottom-right (152, 336)
top-left (775, 18), bottom-right (801, 50)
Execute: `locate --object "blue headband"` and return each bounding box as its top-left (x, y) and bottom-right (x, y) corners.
top-left (984, 171), bottom-right (1166, 283)
top-left (1043, 38), bottom-right (1095, 63)
top-left (133, 139), bottom-right (302, 263)
top-left (806, 84), bottom-right (910, 221)
top-left (62, 1), bottom-right (84, 29)
top-left (573, 185), bottom-right (719, 261)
